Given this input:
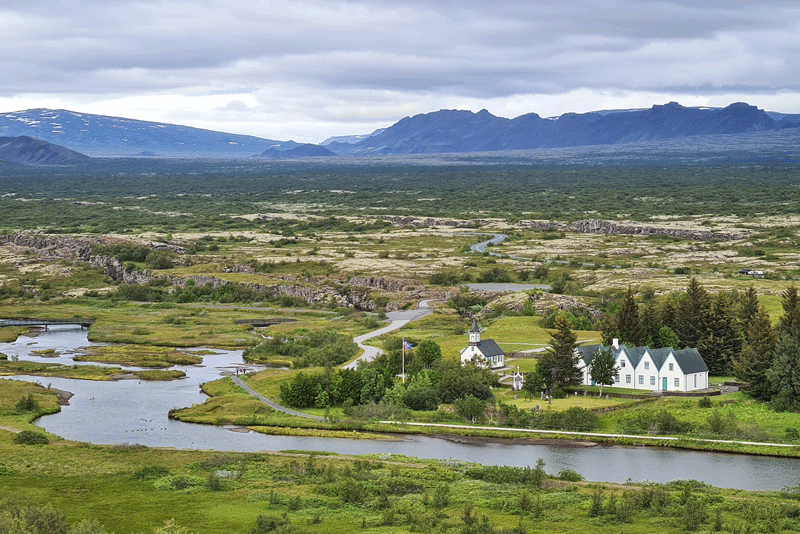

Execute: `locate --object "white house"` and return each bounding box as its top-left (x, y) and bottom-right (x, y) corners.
top-left (576, 339), bottom-right (709, 392)
top-left (460, 317), bottom-right (505, 369)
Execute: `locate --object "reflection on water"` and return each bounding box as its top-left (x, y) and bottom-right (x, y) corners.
top-left (3, 325), bottom-right (800, 491)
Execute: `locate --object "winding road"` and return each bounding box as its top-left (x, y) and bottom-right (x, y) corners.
top-left (343, 298), bottom-right (437, 370)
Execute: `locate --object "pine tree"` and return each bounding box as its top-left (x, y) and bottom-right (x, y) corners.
top-left (765, 334), bottom-right (800, 412)
top-left (738, 286), bottom-right (760, 338)
top-left (675, 278), bottom-right (710, 350)
top-left (616, 287), bottom-right (642, 346)
top-left (732, 306), bottom-right (777, 400)
top-left (540, 314), bottom-right (581, 393)
top-left (660, 295), bottom-right (677, 332)
top-left (640, 297), bottom-right (662, 347)
top-left (778, 285), bottom-right (800, 337)
top-left (704, 292), bottom-right (742, 376)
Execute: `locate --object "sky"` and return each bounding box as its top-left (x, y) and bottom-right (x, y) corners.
top-left (1, 0), bottom-right (799, 143)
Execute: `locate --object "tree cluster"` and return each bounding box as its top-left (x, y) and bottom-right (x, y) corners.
top-left (604, 280), bottom-right (755, 376)
top-left (278, 339), bottom-right (499, 413)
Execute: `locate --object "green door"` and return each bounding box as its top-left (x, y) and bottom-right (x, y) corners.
top-left (663, 377), bottom-right (668, 390)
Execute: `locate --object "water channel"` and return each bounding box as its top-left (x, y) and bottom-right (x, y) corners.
top-left (3, 325), bottom-right (799, 491)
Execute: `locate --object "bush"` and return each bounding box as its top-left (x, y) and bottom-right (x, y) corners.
top-left (13, 393), bottom-right (39, 413)
top-left (698, 396), bottom-right (713, 408)
top-left (557, 469), bottom-right (584, 481)
top-left (13, 430), bottom-right (49, 445)
top-left (131, 466), bottom-right (171, 480)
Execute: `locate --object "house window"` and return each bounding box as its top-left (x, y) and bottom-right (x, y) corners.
top-left (626, 374), bottom-right (631, 384)
top-left (620, 360), bottom-right (625, 367)
top-left (614, 375), bottom-right (619, 383)
top-left (674, 378), bottom-right (680, 387)
top-left (638, 375), bottom-right (644, 384)
top-left (650, 376), bottom-right (656, 385)
top-left (644, 362), bottom-right (649, 370)
top-left (669, 363), bottom-right (674, 371)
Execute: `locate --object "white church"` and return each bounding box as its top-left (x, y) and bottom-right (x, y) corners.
top-left (460, 318), bottom-right (506, 369)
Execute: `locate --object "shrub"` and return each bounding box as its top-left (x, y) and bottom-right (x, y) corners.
top-left (557, 469), bottom-right (584, 481)
top-left (13, 430), bottom-right (49, 445)
top-left (131, 466), bottom-right (171, 480)
top-left (698, 396), bottom-right (713, 408)
top-left (13, 393), bottom-right (39, 413)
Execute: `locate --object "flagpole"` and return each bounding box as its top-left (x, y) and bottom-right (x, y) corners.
top-left (402, 337), bottom-right (405, 384)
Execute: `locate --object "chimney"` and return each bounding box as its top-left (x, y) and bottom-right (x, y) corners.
top-left (612, 338), bottom-right (619, 350)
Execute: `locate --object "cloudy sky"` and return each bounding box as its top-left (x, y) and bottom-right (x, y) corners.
top-left (2, 0), bottom-right (799, 143)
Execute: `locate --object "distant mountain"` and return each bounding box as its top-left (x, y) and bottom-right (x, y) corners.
top-left (331, 102), bottom-right (800, 155)
top-left (252, 143), bottom-right (336, 159)
top-left (320, 128), bottom-right (386, 146)
top-left (0, 109), bottom-right (303, 158)
top-left (0, 136), bottom-right (90, 165)
top-left (0, 103), bottom-right (798, 160)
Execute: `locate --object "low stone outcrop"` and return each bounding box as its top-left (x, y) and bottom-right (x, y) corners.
top-left (516, 219), bottom-right (745, 241)
top-left (370, 215), bottom-right (489, 228)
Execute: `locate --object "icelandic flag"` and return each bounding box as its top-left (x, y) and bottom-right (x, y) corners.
top-left (402, 340), bottom-right (413, 351)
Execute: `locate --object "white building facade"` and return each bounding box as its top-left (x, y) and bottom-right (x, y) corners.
top-left (576, 339), bottom-right (709, 392)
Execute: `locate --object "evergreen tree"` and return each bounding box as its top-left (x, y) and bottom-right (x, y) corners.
top-left (778, 285), bottom-right (800, 337)
top-left (738, 286), bottom-right (760, 338)
top-left (704, 292), bottom-right (742, 375)
top-left (765, 334), bottom-right (800, 412)
top-left (589, 347), bottom-right (618, 397)
top-left (539, 314), bottom-right (581, 393)
top-left (731, 306), bottom-right (777, 400)
top-left (675, 278), bottom-right (710, 350)
top-left (616, 287), bottom-right (642, 346)
top-left (659, 295), bottom-right (677, 332)
top-left (640, 297), bottom-right (662, 347)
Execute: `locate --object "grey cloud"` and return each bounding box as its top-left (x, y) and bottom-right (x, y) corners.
top-left (2, 0), bottom-right (800, 140)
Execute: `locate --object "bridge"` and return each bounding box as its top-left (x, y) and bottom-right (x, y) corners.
top-left (0, 318), bottom-right (96, 329)
top-left (234, 318), bottom-right (298, 328)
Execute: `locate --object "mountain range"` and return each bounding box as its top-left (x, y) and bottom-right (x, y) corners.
top-left (0, 102), bottom-right (798, 164)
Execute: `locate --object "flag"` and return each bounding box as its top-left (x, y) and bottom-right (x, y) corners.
top-left (402, 340), bottom-right (413, 351)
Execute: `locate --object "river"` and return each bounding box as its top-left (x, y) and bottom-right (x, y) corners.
top-left (3, 324), bottom-right (799, 491)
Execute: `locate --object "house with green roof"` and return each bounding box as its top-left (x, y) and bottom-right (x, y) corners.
top-left (576, 338), bottom-right (709, 392)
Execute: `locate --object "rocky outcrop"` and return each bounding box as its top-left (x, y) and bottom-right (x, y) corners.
top-left (479, 290), bottom-right (603, 319)
top-left (1, 233), bottom-right (97, 260)
top-left (516, 220), bottom-right (567, 231)
top-left (348, 276), bottom-right (424, 292)
top-left (90, 255), bottom-right (154, 284)
top-left (567, 219), bottom-right (744, 241)
top-left (370, 216), bottom-right (489, 228)
top-left (516, 219), bottom-right (745, 241)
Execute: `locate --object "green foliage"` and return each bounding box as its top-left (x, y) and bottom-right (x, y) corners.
top-left (537, 314), bottom-right (581, 393)
top-left (589, 347), bottom-right (618, 396)
top-left (244, 330), bottom-right (358, 367)
top-left (12, 430), bottom-right (49, 445)
top-left (557, 469), bottom-right (584, 481)
top-left (454, 395), bottom-right (486, 423)
top-left (131, 466), bottom-right (171, 480)
top-left (12, 393), bottom-right (39, 413)
top-left (0, 503), bottom-right (67, 534)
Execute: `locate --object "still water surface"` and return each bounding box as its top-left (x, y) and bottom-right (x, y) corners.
top-left (3, 325), bottom-right (799, 491)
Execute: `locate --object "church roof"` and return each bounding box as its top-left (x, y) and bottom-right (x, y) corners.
top-left (469, 317), bottom-right (479, 333)
top-left (475, 339), bottom-right (504, 357)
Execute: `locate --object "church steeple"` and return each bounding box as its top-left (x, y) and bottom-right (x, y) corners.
top-left (468, 317), bottom-right (480, 346)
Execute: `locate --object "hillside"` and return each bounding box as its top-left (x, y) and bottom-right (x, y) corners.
top-left (0, 136), bottom-right (90, 165)
top-left (0, 109), bottom-right (302, 158)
